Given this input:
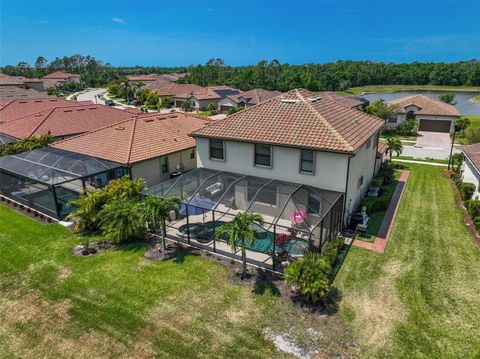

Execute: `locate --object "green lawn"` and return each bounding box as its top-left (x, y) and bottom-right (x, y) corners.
top-left (393, 156), bottom-right (449, 164)
top-left (1, 164), bottom-right (480, 358)
top-left (336, 164), bottom-right (480, 358)
top-left (348, 84), bottom-right (480, 95)
top-left (0, 205), bottom-right (352, 358)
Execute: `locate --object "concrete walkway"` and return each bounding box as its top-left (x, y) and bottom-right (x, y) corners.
top-left (392, 159), bottom-right (448, 167)
top-left (352, 170), bottom-right (409, 253)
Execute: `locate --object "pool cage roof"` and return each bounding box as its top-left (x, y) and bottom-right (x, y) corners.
top-left (143, 167), bottom-right (344, 234)
top-left (0, 147), bottom-right (123, 186)
top-left (0, 133), bottom-right (17, 145)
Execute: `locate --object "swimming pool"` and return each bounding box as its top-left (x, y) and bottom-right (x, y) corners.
top-left (178, 221), bottom-right (309, 256)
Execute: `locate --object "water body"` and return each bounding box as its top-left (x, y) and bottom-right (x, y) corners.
top-left (359, 91), bottom-right (480, 116)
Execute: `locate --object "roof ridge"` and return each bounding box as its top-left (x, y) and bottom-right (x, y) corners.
top-left (126, 116), bottom-right (139, 164)
top-left (28, 108), bottom-right (56, 137)
top-left (297, 89), bottom-right (354, 151)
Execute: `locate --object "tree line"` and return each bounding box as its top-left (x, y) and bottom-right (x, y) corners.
top-left (2, 55), bottom-right (479, 91)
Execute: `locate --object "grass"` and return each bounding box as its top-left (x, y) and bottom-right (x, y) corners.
top-left (0, 205), bottom-right (352, 358)
top-left (336, 163), bottom-right (480, 358)
top-left (348, 84), bottom-right (480, 95)
top-left (2, 164), bottom-right (480, 358)
top-left (393, 156), bottom-right (449, 164)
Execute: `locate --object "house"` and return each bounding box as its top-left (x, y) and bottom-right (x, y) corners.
top-left (0, 86), bottom-right (52, 102)
top-left (216, 89), bottom-right (282, 113)
top-left (42, 71), bottom-right (82, 86)
top-left (320, 92), bottom-right (369, 110)
top-left (152, 84), bottom-right (241, 110)
top-left (0, 99), bottom-right (133, 141)
top-left (191, 88), bottom-right (384, 223)
top-left (387, 94), bottom-right (460, 132)
top-left (51, 112), bottom-right (211, 186)
top-left (461, 143), bottom-right (480, 200)
top-left (0, 73), bottom-right (45, 92)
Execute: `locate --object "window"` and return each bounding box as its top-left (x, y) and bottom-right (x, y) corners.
top-left (209, 139), bottom-right (225, 160)
top-left (190, 149), bottom-right (195, 159)
top-left (160, 157), bottom-right (169, 174)
top-left (366, 139), bottom-right (371, 149)
top-left (307, 194), bottom-right (321, 214)
top-left (254, 144), bottom-right (272, 167)
top-left (300, 149), bottom-right (314, 173)
top-left (357, 175), bottom-right (364, 189)
top-left (388, 117), bottom-right (397, 124)
top-left (247, 181), bottom-right (277, 206)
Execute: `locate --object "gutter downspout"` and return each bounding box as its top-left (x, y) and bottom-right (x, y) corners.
top-left (343, 153), bottom-right (356, 228)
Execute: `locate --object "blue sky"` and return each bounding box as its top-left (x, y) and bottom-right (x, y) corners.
top-left (1, 0), bottom-right (479, 67)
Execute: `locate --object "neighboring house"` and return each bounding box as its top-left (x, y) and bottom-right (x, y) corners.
top-left (191, 88), bottom-right (384, 223)
top-left (375, 142), bottom-right (388, 175)
top-left (320, 92), bottom-right (369, 110)
top-left (0, 86), bottom-right (52, 102)
top-left (42, 71), bottom-right (82, 86)
top-left (51, 112), bottom-right (210, 186)
top-left (461, 143), bottom-right (480, 200)
top-left (152, 84), bottom-right (242, 110)
top-left (216, 89), bottom-right (282, 113)
top-left (0, 73), bottom-right (45, 91)
top-left (0, 99), bottom-right (133, 141)
top-left (387, 94), bottom-right (460, 132)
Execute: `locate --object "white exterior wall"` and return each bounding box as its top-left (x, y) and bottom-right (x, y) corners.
top-left (462, 156), bottom-right (480, 200)
top-left (196, 137), bottom-right (349, 193)
top-left (130, 148), bottom-right (197, 187)
top-left (345, 137), bottom-right (378, 217)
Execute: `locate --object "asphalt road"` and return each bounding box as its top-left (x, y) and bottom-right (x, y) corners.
top-left (76, 88), bottom-right (106, 104)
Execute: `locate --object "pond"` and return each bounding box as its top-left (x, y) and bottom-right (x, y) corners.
top-left (359, 90), bottom-right (480, 116)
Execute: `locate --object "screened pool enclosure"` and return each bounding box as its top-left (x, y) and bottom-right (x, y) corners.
top-left (144, 168), bottom-right (344, 271)
top-left (0, 147), bottom-right (127, 220)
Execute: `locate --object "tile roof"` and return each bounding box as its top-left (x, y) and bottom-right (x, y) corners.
top-left (0, 73), bottom-right (44, 86)
top-left (0, 98), bottom-right (79, 122)
top-left (462, 143), bottom-right (480, 172)
top-left (227, 89), bottom-right (282, 105)
top-left (152, 83), bottom-right (210, 98)
top-left (0, 86), bottom-right (52, 102)
top-left (321, 92), bottom-right (366, 108)
top-left (52, 112), bottom-right (211, 164)
top-left (42, 71), bottom-right (81, 79)
top-left (389, 94), bottom-right (460, 117)
top-left (0, 104), bottom-right (133, 139)
top-left (192, 88), bottom-right (384, 153)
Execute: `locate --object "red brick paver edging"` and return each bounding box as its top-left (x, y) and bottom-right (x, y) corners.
top-left (352, 170), bottom-right (410, 253)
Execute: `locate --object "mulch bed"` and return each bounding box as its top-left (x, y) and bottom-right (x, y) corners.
top-left (72, 240), bottom-right (117, 256)
top-left (144, 240), bottom-right (340, 314)
top-left (445, 171), bottom-right (480, 249)
top-left (0, 197), bottom-right (54, 224)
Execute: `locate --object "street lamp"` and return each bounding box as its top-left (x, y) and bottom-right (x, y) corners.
top-left (447, 125), bottom-right (458, 171)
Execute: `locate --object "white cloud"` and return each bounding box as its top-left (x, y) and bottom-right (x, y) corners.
top-left (112, 17), bottom-right (127, 25)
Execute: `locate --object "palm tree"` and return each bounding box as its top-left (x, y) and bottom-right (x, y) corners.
top-left (98, 199), bottom-right (145, 243)
top-left (141, 196), bottom-right (180, 252)
top-left (386, 137), bottom-right (403, 161)
top-left (215, 212), bottom-right (264, 279)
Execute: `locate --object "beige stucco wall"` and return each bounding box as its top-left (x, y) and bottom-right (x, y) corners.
top-left (388, 106), bottom-right (457, 132)
top-left (462, 155), bottom-right (480, 200)
top-left (196, 137), bottom-right (349, 193)
top-left (131, 148), bottom-right (197, 187)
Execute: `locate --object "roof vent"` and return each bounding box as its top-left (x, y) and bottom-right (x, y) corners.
top-left (115, 126), bottom-right (125, 130)
top-left (77, 108), bottom-right (85, 111)
top-left (35, 113), bottom-right (42, 117)
top-left (144, 118), bottom-right (154, 122)
top-left (64, 110), bottom-right (73, 113)
top-left (308, 96), bottom-right (321, 103)
top-left (169, 115), bottom-right (178, 118)
top-left (34, 100), bottom-right (42, 103)
top-left (280, 99), bottom-right (299, 104)
top-left (19, 101), bottom-right (28, 104)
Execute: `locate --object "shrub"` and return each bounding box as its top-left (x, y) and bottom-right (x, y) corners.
top-left (460, 183), bottom-right (476, 201)
top-left (99, 199), bottom-right (145, 243)
top-left (455, 177), bottom-right (463, 189)
top-left (285, 253), bottom-right (331, 303)
top-left (467, 200), bottom-right (480, 218)
top-left (397, 118), bottom-right (418, 136)
top-left (322, 237), bottom-right (344, 266)
top-left (474, 216), bottom-right (480, 230)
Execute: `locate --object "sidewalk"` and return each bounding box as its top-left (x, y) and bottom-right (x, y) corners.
top-left (392, 159), bottom-right (447, 167)
top-left (352, 170), bottom-right (410, 253)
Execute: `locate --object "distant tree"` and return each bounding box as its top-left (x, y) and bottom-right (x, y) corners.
top-left (146, 92), bottom-right (160, 107)
top-left (397, 118), bottom-right (418, 136)
top-left (227, 106), bottom-right (242, 116)
top-left (181, 101), bottom-right (192, 112)
top-left (439, 93), bottom-right (456, 105)
top-left (466, 127), bottom-right (480, 144)
top-left (207, 102), bottom-right (217, 115)
top-left (386, 137), bottom-right (403, 160)
top-left (34, 56), bottom-right (47, 69)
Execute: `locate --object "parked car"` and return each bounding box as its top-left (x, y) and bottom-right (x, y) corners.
top-left (105, 99), bottom-right (115, 106)
top-left (129, 99), bottom-right (141, 106)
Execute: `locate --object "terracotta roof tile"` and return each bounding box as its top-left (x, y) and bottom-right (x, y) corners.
top-left (52, 112), bottom-right (210, 164)
top-left (0, 87), bottom-right (52, 102)
top-left (462, 143), bottom-right (480, 171)
top-left (0, 104), bottom-right (133, 139)
top-left (192, 88), bottom-right (383, 153)
top-left (0, 98), bottom-right (80, 123)
top-left (42, 71), bottom-right (81, 79)
top-left (389, 94), bottom-right (460, 116)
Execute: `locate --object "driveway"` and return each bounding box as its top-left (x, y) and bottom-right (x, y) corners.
top-left (76, 88), bottom-right (106, 104)
top-left (415, 131), bottom-right (452, 149)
